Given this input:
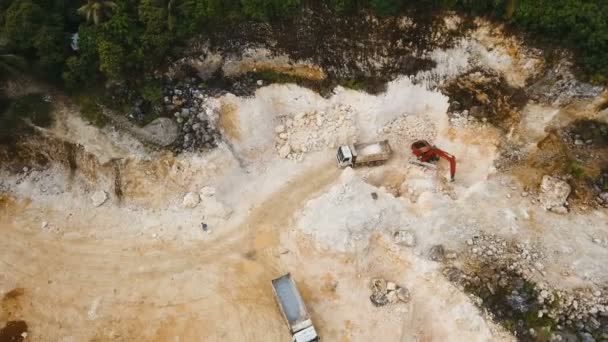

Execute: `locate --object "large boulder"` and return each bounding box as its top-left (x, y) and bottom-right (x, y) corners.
top-left (91, 190), bottom-right (108, 207)
top-left (393, 229), bottom-right (416, 247)
top-left (142, 117), bottom-right (179, 147)
top-left (182, 192), bottom-right (200, 208)
top-left (539, 175), bottom-right (571, 214)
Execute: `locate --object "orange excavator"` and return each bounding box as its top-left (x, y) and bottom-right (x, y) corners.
top-left (411, 140), bottom-right (456, 181)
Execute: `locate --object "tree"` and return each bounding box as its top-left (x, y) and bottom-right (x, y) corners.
top-left (2, 0), bottom-right (44, 49)
top-left (369, 0), bottom-right (401, 16)
top-left (77, 0), bottom-right (118, 25)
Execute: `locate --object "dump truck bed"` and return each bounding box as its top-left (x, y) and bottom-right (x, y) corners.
top-left (272, 274), bottom-right (312, 334)
top-left (353, 140), bottom-right (392, 164)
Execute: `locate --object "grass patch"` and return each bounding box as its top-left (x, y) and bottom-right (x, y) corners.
top-left (140, 79), bottom-right (164, 107)
top-left (339, 78), bottom-right (368, 91)
top-left (0, 93), bottom-right (53, 141)
top-left (565, 160), bottom-right (586, 179)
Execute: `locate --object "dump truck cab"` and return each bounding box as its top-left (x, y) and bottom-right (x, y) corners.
top-left (336, 145), bottom-right (355, 168)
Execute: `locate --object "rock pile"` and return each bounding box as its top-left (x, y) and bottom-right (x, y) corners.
top-left (274, 105), bottom-right (357, 160)
top-left (163, 81), bottom-right (222, 150)
top-left (528, 59), bottom-right (604, 106)
top-left (378, 114), bottom-right (436, 149)
top-left (539, 175), bottom-right (571, 214)
top-left (446, 233), bottom-right (608, 341)
top-left (369, 278), bottom-right (411, 307)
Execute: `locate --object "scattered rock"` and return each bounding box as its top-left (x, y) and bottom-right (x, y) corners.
top-left (386, 289), bottom-right (398, 304)
top-left (396, 287), bottom-right (411, 303)
top-left (370, 278), bottom-right (387, 293)
top-left (370, 291), bottom-right (389, 307)
top-left (393, 230), bottom-right (416, 247)
top-left (445, 251), bottom-right (458, 260)
top-left (182, 192), bottom-right (200, 208)
top-left (275, 125), bottom-right (286, 133)
top-left (539, 175), bottom-right (571, 214)
top-left (91, 191), bottom-right (108, 207)
top-left (278, 143), bottom-right (292, 158)
top-left (369, 278), bottom-right (410, 307)
top-left (200, 186), bottom-right (216, 197)
top-left (429, 244), bottom-right (445, 261)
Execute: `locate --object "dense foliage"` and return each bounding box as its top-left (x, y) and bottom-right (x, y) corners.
top-left (0, 0), bottom-right (606, 89)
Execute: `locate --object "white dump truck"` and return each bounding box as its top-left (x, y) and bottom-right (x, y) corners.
top-left (336, 140), bottom-right (392, 168)
top-left (272, 274), bottom-right (319, 342)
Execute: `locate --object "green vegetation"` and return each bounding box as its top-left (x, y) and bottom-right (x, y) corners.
top-left (0, 0), bottom-right (606, 93)
top-left (0, 94), bottom-right (53, 140)
top-left (339, 78), bottom-right (368, 91)
top-left (566, 160), bottom-right (586, 179)
top-left (74, 95), bottom-right (108, 127)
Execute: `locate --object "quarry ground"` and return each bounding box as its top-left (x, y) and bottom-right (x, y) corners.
top-left (2, 16), bottom-right (608, 342)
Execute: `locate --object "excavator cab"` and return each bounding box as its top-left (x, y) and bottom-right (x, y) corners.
top-left (411, 140), bottom-right (432, 155)
top-left (411, 140), bottom-right (457, 181)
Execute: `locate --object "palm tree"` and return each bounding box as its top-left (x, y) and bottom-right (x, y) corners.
top-left (166, 0), bottom-right (176, 31)
top-left (77, 0), bottom-right (118, 25)
top-left (154, 0), bottom-right (176, 31)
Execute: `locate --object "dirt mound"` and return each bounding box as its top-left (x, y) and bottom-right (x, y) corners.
top-left (297, 168), bottom-right (411, 252)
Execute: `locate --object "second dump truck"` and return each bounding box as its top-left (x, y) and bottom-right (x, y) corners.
top-left (336, 140), bottom-right (392, 168)
top-left (272, 274), bottom-right (319, 342)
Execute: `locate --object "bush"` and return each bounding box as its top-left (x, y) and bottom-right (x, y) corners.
top-left (140, 80), bottom-right (164, 106)
top-left (75, 95), bottom-right (108, 128)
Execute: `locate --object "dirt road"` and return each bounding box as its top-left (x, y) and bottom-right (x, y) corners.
top-left (0, 163), bottom-right (340, 341)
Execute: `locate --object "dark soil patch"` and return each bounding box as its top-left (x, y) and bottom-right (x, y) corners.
top-left (442, 69), bottom-right (528, 131)
top-left (0, 94), bottom-right (53, 143)
top-left (566, 120), bottom-right (608, 148)
top-left (188, 69), bottom-right (393, 98)
top-left (189, 5), bottom-right (475, 90)
top-left (0, 135), bottom-right (105, 182)
top-left (2, 289), bottom-right (24, 302)
top-left (0, 321), bottom-right (27, 342)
